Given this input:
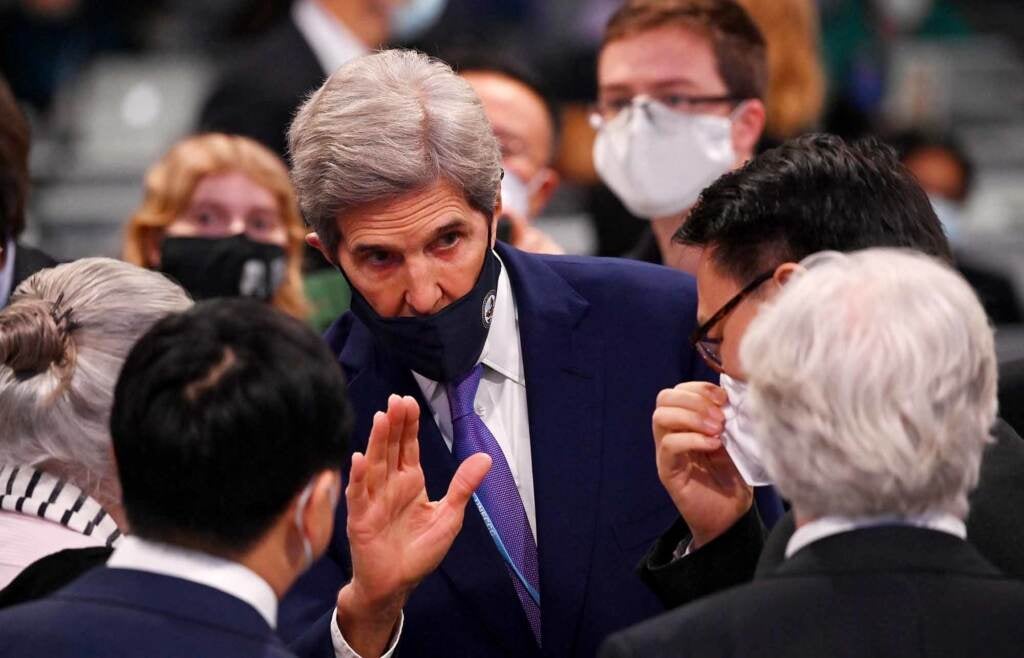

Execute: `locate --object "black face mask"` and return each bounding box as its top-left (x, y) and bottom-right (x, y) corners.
top-left (159, 235), bottom-right (287, 302)
top-left (345, 249), bottom-right (502, 383)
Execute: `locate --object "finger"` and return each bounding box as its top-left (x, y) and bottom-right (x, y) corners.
top-left (398, 396), bottom-right (421, 471)
top-left (346, 452), bottom-right (369, 518)
top-left (653, 405), bottom-right (723, 438)
top-left (385, 395), bottom-right (405, 480)
top-left (365, 411), bottom-right (389, 494)
top-left (674, 380), bottom-right (729, 406)
top-left (659, 431), bottom-right (723, 458)
top-left (440, 453), bottom-right (492, 513)
top-left (656, 387), bottom-right (726, 420)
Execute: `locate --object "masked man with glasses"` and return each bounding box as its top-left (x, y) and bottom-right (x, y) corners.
top-left (593, 0), bottom-right (767, 274)
top-left (638, 133), bottom-right (1024, 611)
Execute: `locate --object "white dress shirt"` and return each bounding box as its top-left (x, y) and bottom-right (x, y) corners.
top-left (291, 0), bottom-right (368, 76)
top-left (411, 257), bottom-right (537, 536)
top-left (785, 512), bottom-right (968, 559)
top-left (0, 237), bottom-right (16, 307)
top-left (108, 536), bottom-right (400, 658)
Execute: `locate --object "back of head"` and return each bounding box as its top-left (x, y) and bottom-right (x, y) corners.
top-left (288, 49), bottom-right (502, 258)
top-left (110, 299), bottom-right (351, 555)
top-left (0, 258), bottom-right (191, 499)
top-left (677, 133), bottom-right (953, 285)
top-left (0, 75), bottom-right (30, 242)
top-left (741, 248), bottom-right (997, 520)
top-left (603, 0), bottom-right (768, 102)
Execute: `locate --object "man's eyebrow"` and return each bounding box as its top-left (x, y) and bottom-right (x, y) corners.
top-left (349, 219), bottom-right (470, 256)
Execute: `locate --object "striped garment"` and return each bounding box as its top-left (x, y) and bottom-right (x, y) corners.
top-left (0, 465), bottom-right (121, 548)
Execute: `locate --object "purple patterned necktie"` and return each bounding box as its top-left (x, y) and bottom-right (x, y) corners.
top-left (447, 364), bottom-right (542, 644)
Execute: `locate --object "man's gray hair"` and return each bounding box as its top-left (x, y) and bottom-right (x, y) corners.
top-left (740, 248), bottom-right (997, 520)
top-left (0, 258), bottom-right (192, 501)
top-left (288, 49), bottom-right (503, 257)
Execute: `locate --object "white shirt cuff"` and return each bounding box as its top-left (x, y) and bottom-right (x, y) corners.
top-left (330, 606), bottom-right (404, 658)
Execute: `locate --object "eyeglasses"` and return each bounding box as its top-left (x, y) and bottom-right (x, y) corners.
top-left (689, 270), bottom-right (774, 372)
top-left (589, 93), bottom-right (742, 129)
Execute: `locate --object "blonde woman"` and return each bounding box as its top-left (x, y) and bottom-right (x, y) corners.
top-left (124, 133), bottom-right (309, 319)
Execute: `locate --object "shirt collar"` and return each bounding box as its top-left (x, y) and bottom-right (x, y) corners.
top-left (291, 0), bottom-right (369, 76)
top-left (0, 237), bottom-right (16, 307)
top-left (785, 512), bottom-right (967, 559)
top-left (412, 252), bottom-right (523, 398)
top-left (108, 536), bottom-right (278, 628)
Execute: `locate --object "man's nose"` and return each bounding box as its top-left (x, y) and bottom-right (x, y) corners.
top-left (227, 216), bottom-right (247, 236)
top-left (403, 260), bottom-right (443, 316)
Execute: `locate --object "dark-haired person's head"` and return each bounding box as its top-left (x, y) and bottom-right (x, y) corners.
top-left (0, 75), bottom-right (30, 244)
top-left (675, 132), bottom-right (952, 379)
top-left (450, 51), bottom-right (561, 221)
top-left (110, 299), bottom-right (350, 592)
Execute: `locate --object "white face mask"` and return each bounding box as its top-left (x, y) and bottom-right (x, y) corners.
top-left (719, 373), bottom-right (772, 487)
top-left (593, 98), bottom-right (737, 219)
top-left (928, 194), bottom-right (964, 246)
top-left (390, 0), bottom-right (447, 42)
top-left (500, 170), bottom-right (542, 220)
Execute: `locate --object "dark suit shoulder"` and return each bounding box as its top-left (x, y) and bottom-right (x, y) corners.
top-left (10, 242), bottom-right (58, 292)
top-left (0, 546), bottom-right (112, 610)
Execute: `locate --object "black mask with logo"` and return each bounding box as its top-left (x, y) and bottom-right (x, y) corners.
top-left (159, 235), bottom-right (287, 302)
top-left (344, 249), bottom-right (502, 383)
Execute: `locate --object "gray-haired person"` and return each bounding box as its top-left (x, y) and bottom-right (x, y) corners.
top-left (602, 248), bottom-right (1024, 658)
top-left (283, 49), bottom-right (717, 658)
top-left (0, 258), bottom-right (191, 587)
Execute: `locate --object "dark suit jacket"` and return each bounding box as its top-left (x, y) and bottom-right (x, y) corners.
top-left (602, 526), bottom-right (1024, 658)
top-left (6, 242), bottom-right (57, 303)
top-left (0, 567), bottom-right (294, 657)
top-left (639, 418), bottom-right (1024, 609)
top-left (0, 546), bottom-right (112, 610)
top-left (198, 17), bottom-right (325, 159)
top-left (283, 243), bottom-right (716, 658)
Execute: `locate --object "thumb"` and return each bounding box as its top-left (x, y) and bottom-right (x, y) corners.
top-left (441, 453), bottom-right (492, 512)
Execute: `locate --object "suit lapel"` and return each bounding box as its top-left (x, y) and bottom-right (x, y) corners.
top-left (338, 317), bottom-right (540, 657)
top-left (499, 244), bottom-right (604, 657)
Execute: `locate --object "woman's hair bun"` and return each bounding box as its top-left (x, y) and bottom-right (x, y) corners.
top-left (0, 294), bottom-right (77, 376)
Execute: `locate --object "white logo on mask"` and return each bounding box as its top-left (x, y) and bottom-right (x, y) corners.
top-left (719, 373), bottom-right (772, 487)
top-left (481, 290), bottom-right (496, 328)
top-left (593, 98), bottom-right (737, 219)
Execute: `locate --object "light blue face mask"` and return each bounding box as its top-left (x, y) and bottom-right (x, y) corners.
top-left (928, 194), bottom-right (965, 246)
top-left (391, 0), bottom-right (448, 42)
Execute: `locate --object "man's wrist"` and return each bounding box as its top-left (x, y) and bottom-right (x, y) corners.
top-left (336, 581), bottom-right (406, 652)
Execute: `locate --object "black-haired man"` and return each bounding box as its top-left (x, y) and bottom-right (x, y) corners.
top-left (0, 299), bottom-right (490, 658)
top-left (638, 133), bottom-right (1024, 607)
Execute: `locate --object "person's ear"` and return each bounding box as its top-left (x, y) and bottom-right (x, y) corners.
top-left (772, 261), bottom-right (804, 288)
top-left (305, 232), bottom-right (335, 264)
top-left (527, 167), bottom-right (561, 217)
top-left (730, 99), bottom-right (766, 165)
top-left (299, 469), bottom-right (341, 560)
top-left (489, 204), bottom-right (501, 248)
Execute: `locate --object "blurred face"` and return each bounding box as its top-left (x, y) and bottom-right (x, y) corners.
top-left (325, 181), bottom-right (494, 318)
top-left (462, 71), bottom-right (559, 218)
top-left (902, 147), bottom-right (967, 202)
top-left (694, 248), bottom-right (777, 380)
top-left (597, 24), bottom-right (762, 163)
top-left (166, 172), bottom-right (287, 245)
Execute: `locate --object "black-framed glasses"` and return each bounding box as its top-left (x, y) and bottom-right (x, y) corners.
top-left (588, 93), bottom-right (743, 129)
top-left (689, 270), bottom-right (774, 372)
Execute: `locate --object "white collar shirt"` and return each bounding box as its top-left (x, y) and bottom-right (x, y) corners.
top-left (107, 536), bottom-right (278, 628)
top-left (291, 0), bottom-right (369, 76)
top-left (0, 238), bottom-right (16, 307)
top-left (411, 256), bottom-right (536, 537)
top-left (785, 512), bottom-right (968, 559)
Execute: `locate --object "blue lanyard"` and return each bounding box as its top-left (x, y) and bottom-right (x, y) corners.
top-left (472, 493), bottom-right (541, 606)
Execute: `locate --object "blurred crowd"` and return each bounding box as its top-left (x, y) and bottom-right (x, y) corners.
top-left (1, 1), bottom-right (1023, 657)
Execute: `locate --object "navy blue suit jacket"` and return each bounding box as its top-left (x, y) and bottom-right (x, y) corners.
top-left (0, 567), bottom-right (294, 657)
top-left (283, 244), bottom-right (715, 658)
